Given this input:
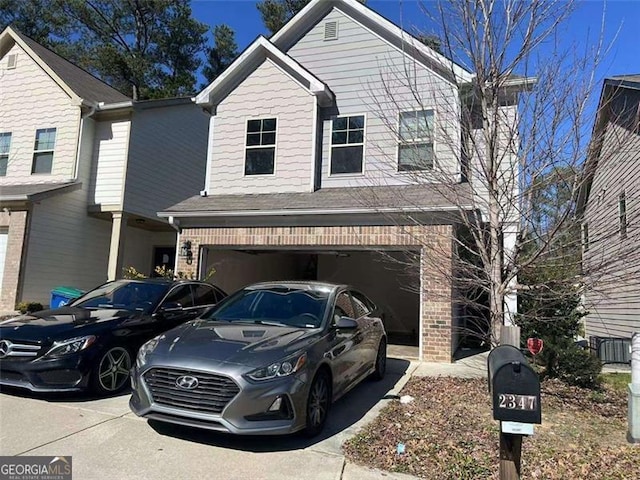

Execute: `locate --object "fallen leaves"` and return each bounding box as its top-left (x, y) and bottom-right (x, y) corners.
top-left (343, 377), bottom-right (637, 479)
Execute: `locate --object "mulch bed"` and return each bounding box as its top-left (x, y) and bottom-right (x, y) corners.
top-left (343, 377), bottom-right (637, 479)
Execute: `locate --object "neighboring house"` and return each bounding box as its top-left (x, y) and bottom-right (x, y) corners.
top-left (0, 26), bottom-right (209, 311)
top-left (578, 74), bottom-right (640, 361)
top-left (162, 0), bottom-right (527, 362)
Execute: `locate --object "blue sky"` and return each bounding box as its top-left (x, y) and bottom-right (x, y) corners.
top-left (190, 0), bottom-right (639, 80)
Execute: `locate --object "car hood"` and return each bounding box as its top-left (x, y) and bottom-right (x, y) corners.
top-left (150, 319), bottom-right (321, 368)
top-left (0, 307), bottom-right (141, 343)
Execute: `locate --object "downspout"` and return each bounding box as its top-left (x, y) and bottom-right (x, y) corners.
top-left (168, 216), bottom-right (181, 279)
top-left (72, 102), bottom-right (97, 180)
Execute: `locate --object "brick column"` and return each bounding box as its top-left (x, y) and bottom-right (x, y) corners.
top-left (0, 210), bottom-right (28, 312)
top-left (420, 227), bottom-right (453, 362)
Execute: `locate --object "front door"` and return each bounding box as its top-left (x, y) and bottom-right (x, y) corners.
top-left (152, 247), bottom-right (175, 276)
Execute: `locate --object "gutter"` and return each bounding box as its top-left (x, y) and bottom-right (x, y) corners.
top-left (158, 205), bottom-right (475, 219)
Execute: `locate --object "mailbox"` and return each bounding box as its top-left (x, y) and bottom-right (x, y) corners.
top-left (488, 345), bottom-right (541, 424)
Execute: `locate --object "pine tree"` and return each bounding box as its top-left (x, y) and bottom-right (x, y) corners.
top-left (202, 24), bottom-right (238, 85)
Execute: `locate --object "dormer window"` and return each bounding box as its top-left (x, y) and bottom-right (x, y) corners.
top-left (245, 118), bottom-right (277, 175)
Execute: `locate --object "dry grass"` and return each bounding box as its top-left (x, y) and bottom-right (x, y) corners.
top-left (343, 377), bottom-right (638, 479)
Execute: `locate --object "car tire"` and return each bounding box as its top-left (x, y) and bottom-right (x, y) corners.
top-left (90, 345), bottom-right (132, 395)
top-left (370, 338), bottom-right (387, 381)
top-left (303, 370), bottom-right (331, 437)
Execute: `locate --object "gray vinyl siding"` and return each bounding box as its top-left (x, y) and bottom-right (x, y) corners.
top-left (0, 41), bottom-right (80, 184)
top-left (583, 87), bottom-right (640, 340)
top-left (208, 59), bottom-right (316, 195)
top-left (287, 7), bottom-right (461, 188)
top-left (21, 118), bottom-right (111, 304)
top-left (123, 103), bottom-right (209, 219)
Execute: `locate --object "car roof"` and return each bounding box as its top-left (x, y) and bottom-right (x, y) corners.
top-left (112, 278), bottom-right (208, 285)
top-left (246, 281), bottom-right (347, 292)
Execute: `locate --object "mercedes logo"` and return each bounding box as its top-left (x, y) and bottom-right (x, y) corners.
top-left (0, 340), bottom-right (11, 359)
top-left (175, 375), bottom-right (199, 390)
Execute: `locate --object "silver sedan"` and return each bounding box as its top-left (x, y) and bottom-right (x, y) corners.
top-left (129, 281), bottom-right (387, 436)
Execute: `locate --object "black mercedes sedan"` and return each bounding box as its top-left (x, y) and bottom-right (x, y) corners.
top-left (0, 279), bottom-right (226, 395)
top-left (130, 281), bottom-right (387, 437)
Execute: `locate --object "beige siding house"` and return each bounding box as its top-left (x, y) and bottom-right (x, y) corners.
top-left (163, 0), bottom-right (526, 362)
top-left (0, 26), bottom-right (209, 311)
top-left (579, 75), bottom-right (640, 354)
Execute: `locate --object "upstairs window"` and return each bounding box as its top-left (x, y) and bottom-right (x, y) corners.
top-left (619, 191), bottom-right (627, 239)
top-left (245, 118), bottom-right (276, 175)
top-left (0, 132), bottom-right (11, 176)
top-left (32, 128), bottom-right (56, 174)
top-left (330, 115), bottom-right (365, 174)
top-left (398, 109), bottom-right (434, 171)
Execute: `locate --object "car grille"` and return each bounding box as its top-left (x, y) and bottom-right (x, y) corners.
top-left (143, 368), bottom-right (240, 415)
top-left (0, 339), bottom-right (42, 360)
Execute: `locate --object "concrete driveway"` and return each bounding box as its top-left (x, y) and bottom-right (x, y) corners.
top-left (0, 358), bottom-right (418, 480)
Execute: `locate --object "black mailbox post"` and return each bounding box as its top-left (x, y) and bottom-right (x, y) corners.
top-left (488, 345), bottom-right (541, 425)
top-left (488, 345), bottom-right (542, 480)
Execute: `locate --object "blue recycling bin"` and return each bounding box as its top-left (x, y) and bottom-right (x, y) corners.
top-left (50, 286), bottom-right (84, 309)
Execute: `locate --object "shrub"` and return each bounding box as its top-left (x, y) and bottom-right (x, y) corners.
top-left (555, 345), bottom-right (602, 389)
top-left (16, 302), bottom-right (44, 314)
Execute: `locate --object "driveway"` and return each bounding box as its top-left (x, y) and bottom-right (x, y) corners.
top-left (0, 358), bottom-right (418, 480)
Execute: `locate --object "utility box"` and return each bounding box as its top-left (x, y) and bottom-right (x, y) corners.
top-left (488, 345), bottom-right (542, 425)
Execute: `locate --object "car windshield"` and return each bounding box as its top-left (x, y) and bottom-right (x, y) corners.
top-left (71, 281), bottom-right (170, 313)
top-left (205, 286), bottom-right (331, 328)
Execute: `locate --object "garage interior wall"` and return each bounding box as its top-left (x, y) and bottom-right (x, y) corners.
top-left (203, 248), bottom-right (419, 344)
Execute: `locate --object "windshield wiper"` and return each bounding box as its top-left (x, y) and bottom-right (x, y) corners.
top-left (252, 320), bottom-right (290, 327)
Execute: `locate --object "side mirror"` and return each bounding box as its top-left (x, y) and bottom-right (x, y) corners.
top-left (334, 316), bottom-right (358, 330)
top-left (159, 302), bottom-right (183, 313)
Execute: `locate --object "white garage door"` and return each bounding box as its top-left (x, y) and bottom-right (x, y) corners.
top-left (0, 230), bottom-right (7, 295)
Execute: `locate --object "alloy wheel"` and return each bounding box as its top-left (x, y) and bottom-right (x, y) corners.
top-left (308, 375), bottom-right (329, 427)
top-left (98, 347), bottom-right (131, 392)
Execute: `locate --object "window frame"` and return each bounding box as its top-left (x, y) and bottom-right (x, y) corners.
top-left (31, 127), bottom-right (57, 175)
top-left (350, 290), bottom-right (375, 318)
top-left (243, 116), bottom-right (278, 177)
top-left (328, 113), bottom-right (366, 176)
top-left (396, 109), bottom-right (435, 172)
top-left (0, 132), bottom-right (11, 177)
top-left (582, 223), bottom-right (589, 252)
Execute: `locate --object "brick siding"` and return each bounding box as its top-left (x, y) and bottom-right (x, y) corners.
top-left (0, 210), bottom-right (28, 311)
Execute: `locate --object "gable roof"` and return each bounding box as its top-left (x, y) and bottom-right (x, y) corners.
top-left (576, 76), bottom-right (640, 218)
top-left (270, 0), bottom-right (475, 84)
top-left (195, 36), bottom-right (334, 108)
top-left (0, 26), bottom-right (130, 106)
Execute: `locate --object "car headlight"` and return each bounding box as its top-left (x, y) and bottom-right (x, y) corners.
top-left (41, 335), bottom-right (96, 359)
top-left (247, 353), bottom-right (307, 381)
top-left (136, 336), bottom-right (160, 368)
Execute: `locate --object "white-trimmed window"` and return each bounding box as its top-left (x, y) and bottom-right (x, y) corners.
top-left (0, 132), bottom-right (11, 176)
top-left (330, 115), bottom-right (365, 174)
top-left (245, 118), bottom-right (276, 175)
top-left (398, 109), bottom-right (434, 171)
top-left (32, 128), bottom-right (56, 174)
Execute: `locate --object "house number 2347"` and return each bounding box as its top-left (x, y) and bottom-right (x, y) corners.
top-left (498, 394), bottom-right (536, 411)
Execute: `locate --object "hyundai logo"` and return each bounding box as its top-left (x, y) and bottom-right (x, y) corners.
top-left (175, 375), bottom-right (199, 390)
top-left (0, 340), bottom-right (11, 359)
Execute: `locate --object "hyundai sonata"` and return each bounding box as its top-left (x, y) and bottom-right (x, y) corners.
top-left (129, 281), bottom-right (387, 436)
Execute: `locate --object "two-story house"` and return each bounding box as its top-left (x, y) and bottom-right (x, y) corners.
top-left (161, 0), bottom-right (526, 362)
top-left (0, 26), bottom-right (209, 312)
top-left (578, 74), bottom-right (640, 362)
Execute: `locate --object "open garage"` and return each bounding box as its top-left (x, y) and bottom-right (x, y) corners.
top-left (200, 247), bottom-right (421, 357)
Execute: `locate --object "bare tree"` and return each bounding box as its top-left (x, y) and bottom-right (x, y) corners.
top-left (355, 0), bottom-right (620, 346)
